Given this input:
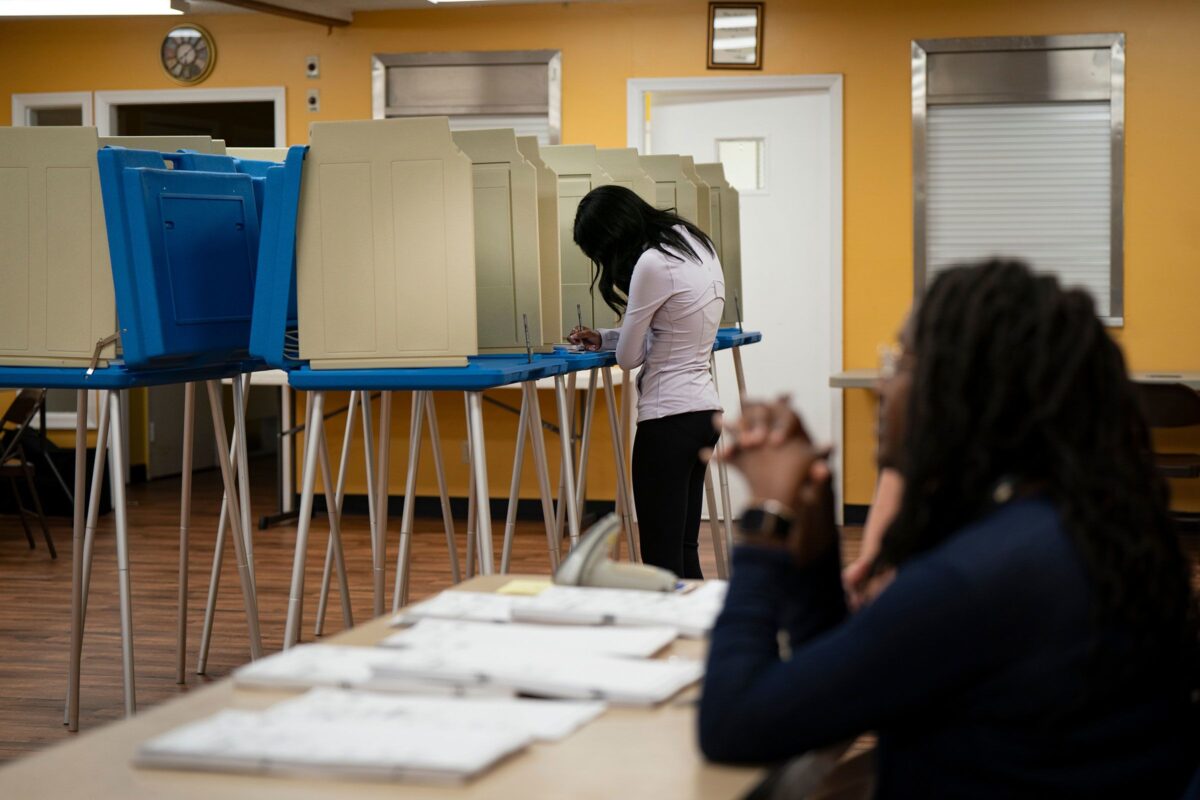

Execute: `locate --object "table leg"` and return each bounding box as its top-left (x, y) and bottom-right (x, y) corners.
top-left (554, 372), bottom-right (578, 539)
top-left (316, 408), bottom-right (354, 632)
top-left (424, 393), bottom-right (459, 584)
top-left (524, 381), bottom-right (561, 571)
top-left (232, 377), bottom-right (255, 585)
top-left (281, 385), bottom-right (295, 514)
top-left (732, 346), bottom-right (748, 406)
top-left (602, 368), bottom-right (637, 561)
top-left (554, 377), bottom-right (582, 550)
top-left (316, 390), bottom-right (358, 637)
top-left (704, 466), bottom-right (728, 579)
top-left (574, 370), bottom-right (597, 526)
top-left (466, 392), bottom-right (495, 574)
top-left (176, 382), bottom-right (195, 685)
top-left (501, 391), bottom-right (528, 575)
top-left (65, 389), bottom-right (87, 730)
top-left (710, 354), bottom-right (736, 563)
top-left (373, 392), bottom-right (392, 618)
top-left (283, 391), bottom-right (323, 649)
top-left (106, 390), bottom-right (137, 716)
top-left (393, 391), bottom-right (426, 611)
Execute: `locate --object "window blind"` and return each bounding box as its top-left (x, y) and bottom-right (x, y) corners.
top-left (926, 102), bottom-right (1113, 317)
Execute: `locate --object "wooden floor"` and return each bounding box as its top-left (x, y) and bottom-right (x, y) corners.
top-left (0, 458), bottom-right (816, 763)
top-left (0, 462), bottom-right (1194, 766)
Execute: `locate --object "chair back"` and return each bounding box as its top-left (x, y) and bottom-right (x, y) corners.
top-left (0, 389), bottom-right (47, 462)
top-left (98, 147), bottom-right (262, 370)
top-left (1134, 382), bottom-right (1200, 429)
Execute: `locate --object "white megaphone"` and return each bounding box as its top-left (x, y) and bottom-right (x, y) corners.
top-left (554, 513), bottom-right (678, 592)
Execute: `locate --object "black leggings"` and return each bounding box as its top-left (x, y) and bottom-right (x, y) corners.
top-left (631, 410), bottom-right (721, 580)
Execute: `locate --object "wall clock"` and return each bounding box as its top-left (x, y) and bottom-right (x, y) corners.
top-left (161, 24), bottom-right (216, 85)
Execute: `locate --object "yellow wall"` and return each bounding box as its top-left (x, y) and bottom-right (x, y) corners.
top-left (2, 0), bottom-right (1198, 506)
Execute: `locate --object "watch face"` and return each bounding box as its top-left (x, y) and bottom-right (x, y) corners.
top-left (161, 25), bottom-right (215, 85)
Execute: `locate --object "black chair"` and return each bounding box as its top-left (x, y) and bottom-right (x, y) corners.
top-left (1133, 382), bottom-right (1200, 529)
top-left (0, 389), bottom-right (56, 558)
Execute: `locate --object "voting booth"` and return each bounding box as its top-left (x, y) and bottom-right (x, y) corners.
top-left (452, 129), bottom-right (545, 354)
top-left (539, 145), bottom-right (613, 335)
top-left (516, 136), bottom-right (564, 347)
top-left (696, 162), bottom-right (744, 327)
top-left (101, 135), bottom-right (226, 154)
top-left (0, 127), bottom-right (117, 368)
top-left (679, 156), bottom-right (714, 236)
top-left (638, 154), bottom-right (701, 228)
top-left (227, 147), bottom-right (288, 162)
top-left (595, 148), bottom-right (657, 205)
top-left (295, 118), bottom-right (478, 369)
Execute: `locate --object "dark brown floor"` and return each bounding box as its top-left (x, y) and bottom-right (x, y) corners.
top-left (0, 464), bottom-right (1195, 766)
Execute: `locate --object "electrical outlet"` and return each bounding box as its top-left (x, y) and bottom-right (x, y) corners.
top-left (460, 441), bottom-right (470, 464)
top-left (306, 89), bottom-right (320, 113)
top-left (304, 55), bottom-right (320, 78)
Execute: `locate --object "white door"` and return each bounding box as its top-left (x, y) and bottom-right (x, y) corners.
top-left (639, 82), bottom-right (841, 517)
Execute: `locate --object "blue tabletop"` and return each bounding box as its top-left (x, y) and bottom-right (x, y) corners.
top-left (286, 355), bottom-right (575, 391)
top-left (714, 329), bottom-right (763, 351)
top-left (0, 360), bottom-right (249, 390)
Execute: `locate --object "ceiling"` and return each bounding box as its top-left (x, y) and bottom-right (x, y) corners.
top-left (186, 0), bottom-right (605, 14)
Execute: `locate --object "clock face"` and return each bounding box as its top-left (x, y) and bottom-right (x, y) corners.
top-left (161, 25), bottom-right (215, 84)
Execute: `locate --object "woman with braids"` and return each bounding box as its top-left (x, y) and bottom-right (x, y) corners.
top-left (568, 185), bottom-right (724, 578)
top-left (700, 260), bottom-right (1198, 798)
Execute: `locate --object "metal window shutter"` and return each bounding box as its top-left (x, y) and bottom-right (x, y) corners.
top-left (448, 115), bottom-right (553, 146)
top-left (926, 102), bottom-right (1112, 317)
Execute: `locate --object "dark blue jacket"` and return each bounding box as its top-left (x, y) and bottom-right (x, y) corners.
top-left (700, 497), bottom-right (1198, 798)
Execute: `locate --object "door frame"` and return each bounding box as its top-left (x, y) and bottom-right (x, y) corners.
top-left (626, 74), bottom-right (846, 520)
top-left (94, 86), bottom-right (287, 146)
top-left (11, 91), bottom-right (94, 127)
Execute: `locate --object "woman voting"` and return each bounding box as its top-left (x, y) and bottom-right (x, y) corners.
top-left (568, 186), bottom-right (725, 579)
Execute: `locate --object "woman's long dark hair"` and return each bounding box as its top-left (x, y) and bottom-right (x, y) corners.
top-left (573, 185), bottom-right (715, 315)
top-left (879, 259), bottom-right (1194, 652)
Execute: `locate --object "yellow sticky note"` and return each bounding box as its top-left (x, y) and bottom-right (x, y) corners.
top-left (497, 579), bottom-right (553, 596)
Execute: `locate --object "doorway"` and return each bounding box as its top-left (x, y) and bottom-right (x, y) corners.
top-left (627, 75), bottom-right (844, 516)
top-left (94, 86), bottom-right (287, 146)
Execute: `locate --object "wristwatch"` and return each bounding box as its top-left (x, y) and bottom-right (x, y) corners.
top-left (739, 499), bottom-right (796, 541)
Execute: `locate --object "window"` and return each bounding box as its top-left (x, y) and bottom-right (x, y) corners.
top-left (717, 137), bottom-right (765, 192)
top-left (913, 35), bottom-right (1125, 324)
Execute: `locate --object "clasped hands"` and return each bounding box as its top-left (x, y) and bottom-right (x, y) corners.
top-left (712, 396), bottom-right (838, 566)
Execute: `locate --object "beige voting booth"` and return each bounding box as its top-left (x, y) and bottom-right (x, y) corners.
top-left (516, 136), bottom-right (564, 347)
top-left (0, 126), bottom-right (117, 368)
top-left (697, 163), bottom-right (744, 327)
top-left (596, 148), bottom-right (657, 205)
top-left (226, 147), bottom-right (289, 161)
top-left (100, 135), bottom-right (226, 154)
top-left (452, 129), bottom-right (544, 354)
top-left (539, 145), bottom-right (613, 335)
top-left (680, 156), bottom-right (714, 236)
top-left (296, 118), bottom-right (477, 369)
top-left (639, 154), bottom-right (701, 228)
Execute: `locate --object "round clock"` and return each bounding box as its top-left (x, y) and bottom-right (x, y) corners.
top-left (160, 24), bottom-right (216, 85)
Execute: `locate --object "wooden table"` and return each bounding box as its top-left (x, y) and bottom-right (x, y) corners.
top-left (830, 369), bottom-right (1200, 391)
top-left (0, 575), bottom-right (763, 800)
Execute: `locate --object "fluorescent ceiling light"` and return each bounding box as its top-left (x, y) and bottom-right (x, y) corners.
top-left (426, 1), bottom-right (502, 4)
top-left (0, 0), bottom-right (182, 15)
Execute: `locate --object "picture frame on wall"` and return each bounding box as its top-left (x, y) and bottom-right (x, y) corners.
top-left (707, 2), bottom-right (764, 70)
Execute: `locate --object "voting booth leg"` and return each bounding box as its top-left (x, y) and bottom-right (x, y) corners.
top-left (620, 368), bottom-right (639, 547)
top-left (206, 381), bottom-right (263, 659)
top-left (501, 393), bottom-right (528, 574)
top-left (466, 392), bottom-right (496, 574)
top-left (425, 393), bottom-right (460, 584)
top-left (732, 346), bottom-right (748, 404)
top-left (465, 464), bottom-right (477, 579)
top-left (66, 394), bottom-right (110, 729)
top-left (602, 368), bottom-right (638, 562)
top-left (574, 371), bottom-right (598, 531)
top-left (710, 355), bottom-right (736, 561)
top-left (704, 466), bottom-right (729, 579)
top-left (393, 391), bottom-right (427, 612)
top-left (232, 377), bottom-right (256, 585)
top-left (64, 390), bottom-right (88, 731)
top-left (316, 390), bottom-right (359, 637)
top-left (176, 382), bottom-right (195, 685)
top-left (281, 385), bottom-right (295, 515)
top-left (373, 391), bottom-right (392, 618)
top-left (523, 381), bottom-right (561, 571)
top-left (197, 380), bottom-right (254, 674)
top-left (316, 409), bottom-right (354, 632)
top-left (105, 390), bottom-right (137, 716)
top-left (284, 391), bottom-right (324, 649)
top-left (554, 377), bottom-right (583, 550)
top-left (552, 371), bottom-right (576, 542)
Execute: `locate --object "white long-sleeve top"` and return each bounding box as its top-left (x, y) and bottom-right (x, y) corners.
top-left (598, 227), bottom-right (725, 421)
